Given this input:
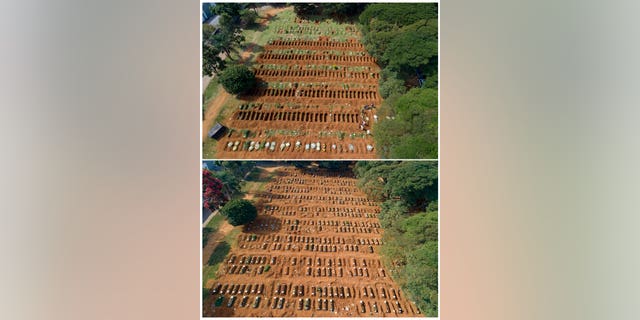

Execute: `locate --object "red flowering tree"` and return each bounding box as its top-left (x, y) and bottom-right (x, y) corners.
top-left (203, 169), bottom-right (227, 210)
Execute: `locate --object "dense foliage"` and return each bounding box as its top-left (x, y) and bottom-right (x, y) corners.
top-left (293, 3), bottom-right (367, 21)
top-left (219, 199), bottom-right (258, 226)
top-left (359, 3), bottom-right (438, 71)
top-left (374, 88), bottom-right (438, 159)
top-left (218, 64), bottom-right (256, 95)
top-left (358, 3), bottom-right (439, 158)
top-left (204, 161), bottom-right (256, 197)
top-left (202, 24), bottom-right (226, 76)
top-left (216, 161), bottom-right (256, 180)
top-left (355, 161), bottom-right (438, 316)
top-left (202, 4), bottom-right (257, 76)
top-left (202, 169), bottom-right (227, 210)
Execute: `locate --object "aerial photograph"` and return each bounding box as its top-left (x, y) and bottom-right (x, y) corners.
top-left (202, 3), bottom-right (438, 159)
top-left (201, 161), bottom-right (438, 317)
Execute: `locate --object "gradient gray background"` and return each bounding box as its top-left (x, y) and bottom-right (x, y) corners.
top-left (2, 0), bottom-right (640, 319)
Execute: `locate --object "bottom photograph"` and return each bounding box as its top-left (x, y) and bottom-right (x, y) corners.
top-left (202, 161), bottom-right (438, 317)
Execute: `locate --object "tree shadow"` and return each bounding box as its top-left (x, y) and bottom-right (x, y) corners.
top-left (243, 215), bottom-right (282, 234)
top-left (241, 43), bottom-right (264, 64)
top-left (207, 241), bottom-right (231, 266)
top-left (203, 294), bottom-right (237, 317)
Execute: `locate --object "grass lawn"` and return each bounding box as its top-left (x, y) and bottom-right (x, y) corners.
top-left (202, 213), bottom-right (224, 248)
top-left (202, 138), bottom-right (218, 159)
top-left (202, 227), bottom-right (241, 289)
top-left (202, 78), bottom-right (220, 113)
top-left (202, 96), bottom-right (241, 158)
top-left (242, 166), bottom-right (277, 194)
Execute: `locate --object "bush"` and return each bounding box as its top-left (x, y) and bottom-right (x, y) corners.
top-left (219, 199), bottom-right (257, 226)
top-left (219, 65), bottom-right (256, 95)
top-left (379, 77), bottom-right (407, 99)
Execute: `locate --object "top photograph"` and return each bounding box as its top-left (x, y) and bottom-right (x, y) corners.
top-left (202, 3), bottom-right (438, 160)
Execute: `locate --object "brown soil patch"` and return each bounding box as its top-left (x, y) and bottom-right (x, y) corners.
top-left (203, 167), bottom-right (423, 317)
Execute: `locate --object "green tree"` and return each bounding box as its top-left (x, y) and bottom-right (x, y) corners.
top-left (293, 4), bottom-right (320, 17)
top-left (213, 170), bottom-right (240, 198)
top-left (353, 161), bottom-right (439, 316)
top-left (218, 65), bottom-right (256, 95)
top-left (202, 44), bottom-right (225, 76)
top-left (359, 3), bottom-right (437, 33)
top-left (383, 19), bottom-right (438, 73)
top-left (220, 199), bottom-right (257, 226)
top-left (202, 24), bottom-right (226, 76)
top-left (211, 26), bottom-right (245, 59)
top-left (239, 8), bottom-right (258, 27)
top-left (218, 161), bottom-right (256, 180)
top-left (378, 200), bottom-right (408, 229)
top-left (379, 68), bottom-right (407, 99)
top-left (361, 19), bottom-right (400, 62)
top-left (374, 88), bottom-right (438, 159)
top-left (356, 163), bottom-right (398, 201)
top-left (322, 3), bottom-right (367, 20)
top-left (211, 3), bottom-right (243, 19)
top-left (385, 162), bottom-right (438, 208)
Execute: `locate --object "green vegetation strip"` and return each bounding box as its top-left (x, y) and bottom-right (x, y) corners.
top-left (355, 161), bottom-right (438, 316)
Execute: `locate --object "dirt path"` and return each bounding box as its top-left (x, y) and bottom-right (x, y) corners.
top-left (202, 90), bottom-right (231, 140)
top-left (202, 7), bottom-right (287, 140)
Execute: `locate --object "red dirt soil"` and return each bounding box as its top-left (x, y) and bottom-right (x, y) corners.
top-left (202, 167), bottom-right (423, 317)
top-left (213, 19), bottom-right (383, 159)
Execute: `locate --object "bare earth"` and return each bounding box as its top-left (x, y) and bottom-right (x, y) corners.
top-left (203, 167), bottom-right (423, 317)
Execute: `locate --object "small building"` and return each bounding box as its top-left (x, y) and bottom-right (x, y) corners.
top-left (208, 122), bottom-right (227, 140)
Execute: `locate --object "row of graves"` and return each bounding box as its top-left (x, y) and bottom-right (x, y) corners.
top-left (203, 167), bottom-right (422, 317)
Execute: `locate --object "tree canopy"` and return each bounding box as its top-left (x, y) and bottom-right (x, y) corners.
top-left (356, 3), bottom-right (439, 159)
top-left (374, 88), bottom-right (438, 159)
top-left (219, 199), bottom-right (257, 226)
top-left (202, 169), bottom-right (227, 210)
top-left (359, 3), bottom-right (438, 33)
top-left (218, 64), bottom-right (256, 95)
top-left (202, 4), bottom-right (257, 76)
top-left (293, 3), bottom-right (366, 21)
